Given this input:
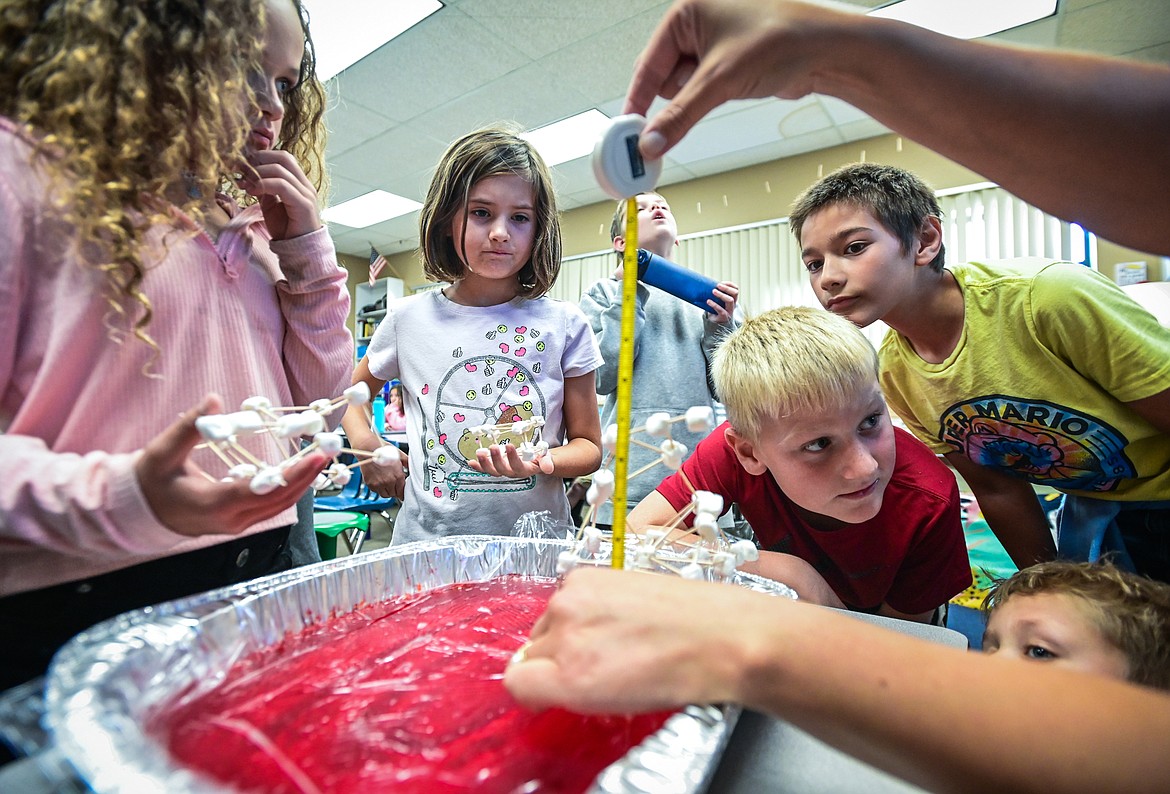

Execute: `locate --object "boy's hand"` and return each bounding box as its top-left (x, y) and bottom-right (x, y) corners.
top-left (136, 394), bottom-right (327, 536)
top-left (239, 149), bottom-right (322, 240)
top-left (708, 280), bottom-right (740, 323)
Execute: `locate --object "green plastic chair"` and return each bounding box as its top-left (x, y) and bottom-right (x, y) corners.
top-left (313, 510), bottom-right (371, 560)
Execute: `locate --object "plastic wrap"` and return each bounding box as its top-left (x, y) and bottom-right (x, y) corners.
top-left (44, 535), bottom-right (795, 793)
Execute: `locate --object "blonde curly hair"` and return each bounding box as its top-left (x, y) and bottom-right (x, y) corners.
top-left (0, 0), bottom-right (328, 354)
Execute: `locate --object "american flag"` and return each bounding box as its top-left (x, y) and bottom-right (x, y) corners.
top-left (368, 247), bottom-right (387, 286)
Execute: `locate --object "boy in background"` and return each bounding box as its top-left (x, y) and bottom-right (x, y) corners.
top-left (791, 163), bottom-right (1170, 578)
top-left (580, 192), bottom-right (741, 527)
top-left (629, 306), bottom-right (970, 622)
top-left (983, 560), bottom-right (1170, 690)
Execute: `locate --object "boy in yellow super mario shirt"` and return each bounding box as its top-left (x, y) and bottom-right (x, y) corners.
top-left (790, 162), bottom-right (1170, 581)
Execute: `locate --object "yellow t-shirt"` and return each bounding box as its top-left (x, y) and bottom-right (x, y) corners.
top-left (880, 258), bottom-right (1170, 500)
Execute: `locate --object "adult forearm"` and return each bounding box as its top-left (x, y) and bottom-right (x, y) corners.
top-left (742, 601), bottom-right (1170, 793)
top-left (508, 568), bottom-right (1170, 793)
top-left (628, 0), bottom-right (1170, 253)
top-left (822, 13), bottom-right (1170, 252)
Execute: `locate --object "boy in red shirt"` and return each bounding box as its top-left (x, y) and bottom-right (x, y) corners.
top-left (630, 307), bottom-right (969, 622)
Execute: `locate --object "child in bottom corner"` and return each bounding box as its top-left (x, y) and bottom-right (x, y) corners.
top-left (983, 560), bottom-right (1170, 689)
top-left (342, 125), bottom-right (603, 544)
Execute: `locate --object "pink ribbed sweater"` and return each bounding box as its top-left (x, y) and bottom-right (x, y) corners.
top-left (0, 118), bottom-right (354, 595)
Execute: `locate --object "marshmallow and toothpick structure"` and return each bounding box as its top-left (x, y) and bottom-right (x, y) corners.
top-left (559, 404), bottom-right (759, 581)
top-left (194, 381), bottom-right (555, 495)
top-left (194, 383), bottom-right (392, 494)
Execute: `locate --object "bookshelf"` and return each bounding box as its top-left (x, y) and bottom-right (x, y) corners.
top-left (354, 276), bottom-right (404, 360)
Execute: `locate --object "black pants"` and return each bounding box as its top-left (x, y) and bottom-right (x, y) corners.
top-left (0, 526), bottom-right (292, 692)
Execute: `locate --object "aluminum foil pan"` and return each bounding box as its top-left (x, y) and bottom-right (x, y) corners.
top-left (44, 535), bottom-right (795, 793)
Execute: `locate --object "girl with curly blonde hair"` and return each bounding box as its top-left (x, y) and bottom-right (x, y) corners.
top-left (0, 0), bottom-right (353, 689)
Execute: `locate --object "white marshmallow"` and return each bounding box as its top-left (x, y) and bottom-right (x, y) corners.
top-left (344, 382), bottom-right (371, 405)
top-left (227, 463), bottom-right (258, 480)
top-left (313, 432), bottom-right (344, 456)
top-left (692, 490), bottom-right (724, 517)
top-left (589, 470), bottom-right (616, 503)
top-left (592, 468), bottom-right (616, 488)
top-left (240, 395), bottom-right (272, 413)
top-left (694, 512), bottom-right (719, 542)
top-left (557, 550), bottom-right (579, 574)
top-left (585, 483), bottom-right (603, 506)
top-left (296, 410), bottom-right (326, 437)
top-left (713, 551), bottom-right (737, 577)
top-left (274, 413), bottom-right (310, 439)
top-left (249, 466), bottom-right (286, 495)
top-left (685, 405), bottom-right (716, 433)
top-left (312, 472), bottom-right (332, 491)
top-left (226, 410), bottom-right (265, 434)
top-left (583, 526), bottom-right (603, 553)
top-left (635, 547), bottom-right (654, 568)
top-left (643, 528), bottom-right (667, 545)
top-left (518, 441), bottom-right (537, 462)
top-left (602, 424), bottom-right (619, 452)
top-left (372, 446), bottom-right (398, 466)
top-left (195, 414), bottom-right (235, 441)
top-left (731, 539), bottom-right (760, 564)
top-left (309, 398), bottom-right (334, 414)
top-left (644, 412), bottom-right (672, 438)
top-left (327, 462), bottom-right (351, 487)
top-left (680, 562), bottom-right (705, 580)
top-left (659, 439), bottom-right (687, 470)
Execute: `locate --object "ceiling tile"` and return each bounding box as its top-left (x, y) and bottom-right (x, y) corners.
top-left (326, 174), bottom-right (380, 206)
top-left (1058, 0), bottom-right (1170, 58)
top-left (458, 0), bottom-right (670, 61)
top-left (324, 97), bottom-right (398, 159)
top-left (411, 59), bottom-right (596, 136)
top-left (328, 123), bottom-right (451, 203)
top-left (664, 99), bottom-right (831, 165)
top-left (329, 7), bottom-right (532, 125)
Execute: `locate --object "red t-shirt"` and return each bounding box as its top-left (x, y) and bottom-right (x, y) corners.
top-left (655, 423), bottom-right (970, 614)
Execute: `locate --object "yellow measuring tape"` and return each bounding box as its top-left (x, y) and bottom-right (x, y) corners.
top-left (609, 197), bottom-right (638, 569)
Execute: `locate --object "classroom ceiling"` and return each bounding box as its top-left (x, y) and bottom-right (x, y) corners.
top-left (321, 0), bottom-right (1170, 259)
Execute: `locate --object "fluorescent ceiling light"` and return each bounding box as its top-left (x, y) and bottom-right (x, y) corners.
top-left (522, 110), bottom-right (613, 167)
top-left (323, 190), bottom-right (423, 228)
top-left (302, 0), bottom-right (442, 81)
top-left (870, 0), bottom-right (1057, 39)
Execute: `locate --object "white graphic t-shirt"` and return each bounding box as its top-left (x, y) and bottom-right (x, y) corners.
top-left (366, 289), bottom-right (602, 543)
